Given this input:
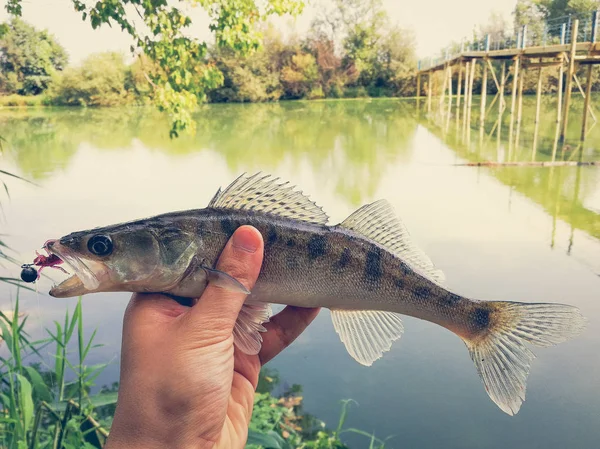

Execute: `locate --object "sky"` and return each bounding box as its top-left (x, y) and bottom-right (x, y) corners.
top-left (0, 0), bottom-right (517, 64)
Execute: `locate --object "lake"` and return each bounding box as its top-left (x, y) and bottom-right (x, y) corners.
top-left (1, 98), bottom-right (599, 448)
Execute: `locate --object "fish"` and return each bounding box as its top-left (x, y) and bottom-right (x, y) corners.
top-left (43, 173), bottom-right (586, 415)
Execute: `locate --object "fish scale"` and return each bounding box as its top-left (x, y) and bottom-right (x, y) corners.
top-left (41, 173), bottom-right (585, 416)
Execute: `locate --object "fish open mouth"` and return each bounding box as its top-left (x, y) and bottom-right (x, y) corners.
top-left (45, 240), bottom-right (102, 298)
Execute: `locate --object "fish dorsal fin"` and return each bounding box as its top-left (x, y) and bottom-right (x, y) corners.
top-left (339, 200), bottom-right (445, 284)
top-left (208, 173), bottom-right (329, 225)
top-left (331, 309), bottom-right (404, 366)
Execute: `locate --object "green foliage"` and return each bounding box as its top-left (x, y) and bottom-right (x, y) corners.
top-left (0, 18), bottom-right (68, 95)
top-left (49, 53), bottom-right (134, 107)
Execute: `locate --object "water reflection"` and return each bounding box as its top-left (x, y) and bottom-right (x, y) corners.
top-left (0, 101), bottom-right (418, 206)
top-left (420, 95), bottom-right (600, 255)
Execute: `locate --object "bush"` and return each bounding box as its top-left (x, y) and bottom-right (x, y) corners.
top-left (0, 94), bottom-right (47, 107)
top-left (49, 53), bottom-right (133, 107)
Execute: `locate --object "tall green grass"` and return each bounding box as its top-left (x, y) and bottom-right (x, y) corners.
top-left (0, 295), bottom-right (116, 449)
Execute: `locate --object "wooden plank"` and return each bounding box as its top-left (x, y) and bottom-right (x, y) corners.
top-left (581, 64), bottom-right (594, 143)
top-left (560, 19), bottom-right (579, 144)
top-left (486, 59), bottom-right (500, 91)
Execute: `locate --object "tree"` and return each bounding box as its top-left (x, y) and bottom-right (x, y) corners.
top-left (4, 0), bottom-right (304, 136)
top-left (0, 18), bottom-right (68, 95)
top-left (49, 52), bottom-right (132, 107)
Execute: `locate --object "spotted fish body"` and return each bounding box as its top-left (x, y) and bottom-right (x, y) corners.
top-left (46, 174), bottom-right (585, 416)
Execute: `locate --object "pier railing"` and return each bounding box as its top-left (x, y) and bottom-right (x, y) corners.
top-left (418, 11), bottom-right (599, 72)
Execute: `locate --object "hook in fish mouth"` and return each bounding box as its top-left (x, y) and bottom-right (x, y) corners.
top-left (44, 239), bottom-right (103, 297)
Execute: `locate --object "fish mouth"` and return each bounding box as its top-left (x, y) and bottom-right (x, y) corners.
top-left (46, 240), bottom-right (104, 298)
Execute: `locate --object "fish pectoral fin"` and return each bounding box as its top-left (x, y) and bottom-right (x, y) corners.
top-left (233, 301), bottom-right (272, 355)
top-left (330, 309), bottom-right (404, 366)
top-left (202, 265), bottom-right (251, 294)
top-left (338, 200), bottom-right (445, 285)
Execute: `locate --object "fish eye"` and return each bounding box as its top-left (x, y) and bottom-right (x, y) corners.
top-left (87, 235), bottom-right (113, 256)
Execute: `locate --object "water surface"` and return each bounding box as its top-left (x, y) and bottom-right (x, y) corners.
top-left (1, 99), bottom-right (599, 448)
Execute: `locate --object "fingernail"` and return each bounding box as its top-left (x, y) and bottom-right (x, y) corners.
top-left (232, 228), bottom-right (259, 253)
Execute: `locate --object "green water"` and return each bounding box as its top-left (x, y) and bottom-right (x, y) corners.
top-left (1, 99), bottom-right (599, 448)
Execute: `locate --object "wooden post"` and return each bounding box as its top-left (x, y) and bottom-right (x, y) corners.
top-left (417, 74), bottom-right (421, 101)
top-left (560, 19), bottom-right (579, 143)
top-left (479, 57), bottom-right (488, 139)
top-left (466, 58), bottom-right (476, 141)
top-left (508, 55), bottom-right (520, 155)
top-left (498, 62), bottom-right (506, 144)
top-left (439, 65), bottom-right (448, 112)
top-left (446, 65), bottom-right (453, 131)
top-left (532, 59), bottom-right (543, 160)
top-left (462, 61), bottom-right (470, 136)
top-left (580, 64), bottom-right (594, 143)
top-left (514, 63), bottom-right (525, 152)
top-left (456, 61), bottom-right (463, 120)
top-left (427, 71), bottom-right (433, 115)
top-left (552, 54), bottom-right (564, 161)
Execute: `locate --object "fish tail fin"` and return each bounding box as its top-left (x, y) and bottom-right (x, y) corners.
top-left (461, 301), bottom-right (586, 415)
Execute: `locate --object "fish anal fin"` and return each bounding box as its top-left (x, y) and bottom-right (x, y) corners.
top-left (208, 173), bottom-right (329, 225)
top-left (233, 301), bottom-right (272, 355)
top-left (330, 309), bottom-right (403, 366)
top-left (339, 200), bottom-right (444, 284)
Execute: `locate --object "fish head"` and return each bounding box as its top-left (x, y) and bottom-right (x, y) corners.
top-left (47, 222), bottom-right (197, 298)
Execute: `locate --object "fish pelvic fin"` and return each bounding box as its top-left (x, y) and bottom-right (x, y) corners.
top-left (462, 301), bottom-right (586, 416)
top-left (331, 309), bottom-right (404, 366)
top-left (233, 301), bottom-right (272, 355)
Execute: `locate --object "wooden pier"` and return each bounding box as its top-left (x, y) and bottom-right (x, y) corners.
top-left (417, 14), bottom-right (600, 160)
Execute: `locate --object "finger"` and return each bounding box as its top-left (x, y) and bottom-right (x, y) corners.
top-left (259, 306), bottom-right (321, 365)
top-left (189, 225), bottom-right (264, 333)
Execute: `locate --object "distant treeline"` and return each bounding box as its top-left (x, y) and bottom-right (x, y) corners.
top-left (0, 0), bottom-right (418, 106)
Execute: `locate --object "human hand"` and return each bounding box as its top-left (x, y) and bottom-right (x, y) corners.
top-left (105, 225), bottom-right (320, 449)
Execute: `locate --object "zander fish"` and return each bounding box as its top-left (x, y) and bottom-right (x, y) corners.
top-left (43, 173), bottom-right (585, 415)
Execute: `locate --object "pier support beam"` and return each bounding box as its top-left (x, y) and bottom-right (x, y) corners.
top-left (466, 58), bottom-right (476, 142)
top-left (559, 19), bottom-right (579, 143)
top-left (462, 61), bottom-right (470, 137)
top-left (552, 54), bottom-right (564, 161)
top-left (580, 64), bottom-right (594, 143)
top-left (479, 58), bottom-right (488, 140)
top-left (532, 59), bottom-right (543, 160)
top-left (498, 62), bottom-right (506, 144)
top-left (456, 61), bottom-right (463, 120)
top-left (427, 71), bottom-right (433, 115)
top-left (514, 63), bottom-right (525, 152)
top-left (508, 55), bottom-right (520, 156)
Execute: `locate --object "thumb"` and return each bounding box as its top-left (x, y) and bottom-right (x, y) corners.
top-left (188, 225), bottom-right (264, 335)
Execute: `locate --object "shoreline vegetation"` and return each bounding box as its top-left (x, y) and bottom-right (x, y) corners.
top-left (1, 296), bottom-right (390, 449)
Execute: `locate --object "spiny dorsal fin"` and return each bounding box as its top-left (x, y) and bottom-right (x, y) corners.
top-left (208, 173), bottom-right (329, 225)
top-left (331, 309), bottom-right (404, 366)
top-left (339, 200), bottom-right (445, 284)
